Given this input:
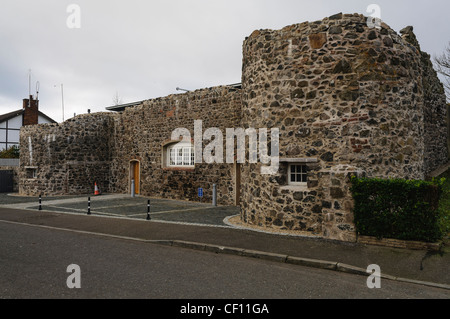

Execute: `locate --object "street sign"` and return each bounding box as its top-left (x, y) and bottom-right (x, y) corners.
top-left (198, 188), bottom-right (203, 197)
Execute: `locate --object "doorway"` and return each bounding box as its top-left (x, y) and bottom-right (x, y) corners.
top-left (130, 160), bottom-right (140, 195)
top-left (0, 170), bottom-right (13, 193)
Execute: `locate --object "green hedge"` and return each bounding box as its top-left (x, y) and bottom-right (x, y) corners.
top-left (0, 145), bottom-right (20, 158)
top-left (350, 177), bottom-right (445, 242)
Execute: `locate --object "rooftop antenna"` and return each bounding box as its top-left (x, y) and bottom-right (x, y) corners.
top-left (28, 69), bottom-right (32, 107)
top-left (28, 69), bottom-right (31, 97)
top-left (36, 81), bottom-right (40, 100)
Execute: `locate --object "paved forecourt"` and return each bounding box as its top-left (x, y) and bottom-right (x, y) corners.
top-left (0, 193), bottom-right (239, 227)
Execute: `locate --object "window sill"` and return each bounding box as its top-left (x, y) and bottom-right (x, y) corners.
top-left (163, 166), bottom-right (195, 172)
top-left (279, 185), bottom-right (308, 191)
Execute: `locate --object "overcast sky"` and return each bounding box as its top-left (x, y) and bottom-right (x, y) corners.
top-left (0, 0), bottom-right (449, 122)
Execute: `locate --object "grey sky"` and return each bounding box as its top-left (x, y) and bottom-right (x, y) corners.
top-left (0, 0), bottom-right (449, 122)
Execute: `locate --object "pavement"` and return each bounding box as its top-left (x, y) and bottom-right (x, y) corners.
top-left (0, 193), bottom-right (449, 292)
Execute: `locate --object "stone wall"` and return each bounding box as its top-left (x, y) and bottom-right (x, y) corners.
top-left (19, 113), bottom-right (116, 196)
top-left (239, 13), bottom-right (447, 241)
top-left (18, 13), bottom-right (447, 243)
top-left (19, 87), bottom-right (242, 205)
top-left (399, 26), bottom-right (448, 176)
top-left (109, 86), bottom-right (242, 205)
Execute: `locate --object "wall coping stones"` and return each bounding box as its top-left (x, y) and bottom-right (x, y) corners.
top-left (357, 235), bottom-right (442, 251)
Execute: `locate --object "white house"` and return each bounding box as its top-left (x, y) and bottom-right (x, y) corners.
top-left (0, 96), bottom-right (56, 151)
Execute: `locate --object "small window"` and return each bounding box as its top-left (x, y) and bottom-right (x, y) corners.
top-left (288, 164), bottom-right (307, 186)
top-left (166, 142), bottom-right (194, 167)
top-left (26, 167), bottom-right (37, 179)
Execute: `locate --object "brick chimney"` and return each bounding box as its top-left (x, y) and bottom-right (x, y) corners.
top-left (23, 95), bottom-right (39, 126)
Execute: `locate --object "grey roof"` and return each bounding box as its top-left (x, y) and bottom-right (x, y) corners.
top-left (0, 109), bottom-right (57, 124)
top-left (0, 109), bottom-right (23, 123)
top-left (105, 101), bottom-right (145, 112)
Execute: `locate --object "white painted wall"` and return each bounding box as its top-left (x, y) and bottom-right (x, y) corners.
top-left (0, 114), bottom-right (22, 151)
top-left (1, 113), bottom-right (54, 151)
top-left (38, 115), bottom-right (53, 124)
top-left (8, 115), bottom-right (22, 129)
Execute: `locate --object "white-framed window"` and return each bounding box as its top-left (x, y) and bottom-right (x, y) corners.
top-left (26, 167), bottom-right (37, 179)
top-left (166, 142), bottom-right (195, 167)
top-left (288, 164), bottom-right (307, 186)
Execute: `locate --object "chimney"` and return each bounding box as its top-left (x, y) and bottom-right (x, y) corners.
top-left (23, 95), bottom-right (39, 126)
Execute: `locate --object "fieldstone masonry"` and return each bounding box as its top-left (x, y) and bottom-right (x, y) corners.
top-left (108, 86), bottom-right (242, 204)
top-left (239, 13), bottom-right (447, 241)
top-left (19, 13), bottom-right (448, 242)
top-left (20, 113), bottom-right (115, 195)
top-left (20, 87), bottom-right (242, 203)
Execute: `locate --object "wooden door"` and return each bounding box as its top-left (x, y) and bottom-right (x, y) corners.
top-left (131, 161), bottom-right (140, 195)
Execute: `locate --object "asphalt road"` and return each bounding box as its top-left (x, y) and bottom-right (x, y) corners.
top-left (1, 221), bottom-right (449, 302)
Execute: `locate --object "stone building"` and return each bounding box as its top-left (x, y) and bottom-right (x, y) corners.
top-left (19, 13), bottom-right (448, 242)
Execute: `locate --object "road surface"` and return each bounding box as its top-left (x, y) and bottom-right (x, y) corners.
top-left (1, 221), bottom-right (449, 303)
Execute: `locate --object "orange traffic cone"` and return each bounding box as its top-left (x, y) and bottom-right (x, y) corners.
top-left (94, 182), bottom-right (100, 196)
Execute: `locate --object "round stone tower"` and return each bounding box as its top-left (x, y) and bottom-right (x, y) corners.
top-left (239, 13), bottom-right (446, 241)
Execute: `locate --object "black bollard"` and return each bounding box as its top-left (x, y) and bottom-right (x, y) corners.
top-left (87, 197), bottom-right (91, 215)
top-left (146, 199), bottom-right (151, 220)
top-left (38, 194), bottom-right (42, 211)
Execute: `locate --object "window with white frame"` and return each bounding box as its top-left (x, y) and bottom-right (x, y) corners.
top-left (25, 167), bottom-right (37, 179)
top-left (288, 164), bottom-right (307, 186)
top-left (166, 142), bottom-right (195, 167)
